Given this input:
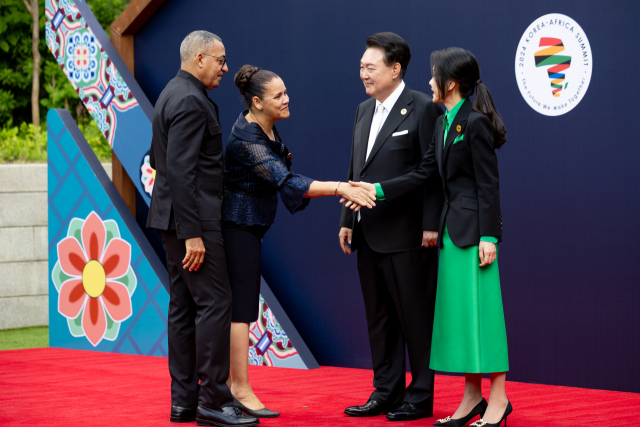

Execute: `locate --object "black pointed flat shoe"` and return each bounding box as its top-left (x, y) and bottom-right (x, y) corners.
top-left (234, 397), bottom-right (280, 418)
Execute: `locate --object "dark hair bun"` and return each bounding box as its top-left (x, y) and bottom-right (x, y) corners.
top-left (233, 65), bottom-right (279, 110)
top-left (234, 65), bottom-right (260, 95)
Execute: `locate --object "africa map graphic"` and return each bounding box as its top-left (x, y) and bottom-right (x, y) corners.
top-left (535, 37), bottom-right (572, 97)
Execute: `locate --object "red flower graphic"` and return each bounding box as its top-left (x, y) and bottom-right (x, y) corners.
top-left (56, 212), bottom-right (133, 346)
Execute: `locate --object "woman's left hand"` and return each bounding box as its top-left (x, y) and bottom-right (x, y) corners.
top-left (479, 241), bottom-right (496, 267)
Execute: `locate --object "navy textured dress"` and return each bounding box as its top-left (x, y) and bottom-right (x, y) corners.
top-left (223, 111), bottom-right (313, 322)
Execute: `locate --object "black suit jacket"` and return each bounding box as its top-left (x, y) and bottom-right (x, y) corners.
top-left (339, 84), bottom-right (443, 253)
top-left (146, 70), bottom-right (224, 239)
top-left (381, 99), bottom-right (502, 248)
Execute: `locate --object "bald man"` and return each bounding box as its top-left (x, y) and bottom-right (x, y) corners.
top-left (147, 31), bottom-right (258, 427)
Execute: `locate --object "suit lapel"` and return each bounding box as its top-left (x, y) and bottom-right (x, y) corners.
top-left (354, 102), bottom-right (375, 173)
top-left (363, 85), bottom-right (413, 170)
top-left (442, 98), bottom-right (473, 167)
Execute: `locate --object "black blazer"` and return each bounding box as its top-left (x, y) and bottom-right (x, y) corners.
top-left (146, 70), bottom-right (224, 239)
top-left (339, 84), bottom-right (443, 253)
top-left (381, 98), bottom-right (502, 248)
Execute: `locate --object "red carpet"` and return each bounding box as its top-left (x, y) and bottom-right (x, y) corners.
top-left (0, 348), bottom-right (638, 426)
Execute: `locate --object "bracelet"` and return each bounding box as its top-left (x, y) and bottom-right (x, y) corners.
top-left (334, 181), bottom-right (341, 196)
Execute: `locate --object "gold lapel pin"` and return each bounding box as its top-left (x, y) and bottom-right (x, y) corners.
top-left (456, 125), bottom-right (461, 132)
top-left (401, 108), bottom-right (407, 115)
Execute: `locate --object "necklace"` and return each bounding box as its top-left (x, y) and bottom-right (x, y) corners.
top-left (248, 111), bottom-right (274, 140)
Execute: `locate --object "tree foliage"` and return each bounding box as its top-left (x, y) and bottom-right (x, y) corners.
top-left (0, 1), bottom-right (37, 126)
top-left (0, 0), bottom-right (131, 161)
top-left (85, 0), bottom-right (131, 37)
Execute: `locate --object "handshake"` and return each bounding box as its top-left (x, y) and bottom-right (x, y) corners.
top-left (338, 181), bottom-right (377, 211)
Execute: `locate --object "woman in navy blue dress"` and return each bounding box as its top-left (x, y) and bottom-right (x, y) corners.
top-left (223, 65), bottom-right (376, 418)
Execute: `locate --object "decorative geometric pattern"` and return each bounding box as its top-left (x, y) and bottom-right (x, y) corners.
top-left (45, 0), bottom-right (153, 203)
top-left (48, 109), bottom-right (168, 356)
top-left (249, 295), bottom-right (299, 366)
top-left (45, 0), bottom-right (138, 146)
top-left (65, 31), bottom-right (99, 84)
top-left (535, 37), bottom-right (572, 97)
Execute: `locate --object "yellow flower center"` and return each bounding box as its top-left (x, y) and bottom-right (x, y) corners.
top-left (152, 169), bottom-right (156, 180)
top-left (82, 260), bottom-right (106, 298)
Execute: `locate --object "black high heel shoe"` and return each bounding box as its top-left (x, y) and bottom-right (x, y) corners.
top-left (469, 399), bottom-right (512, 427)
top-left (434, 397), bottom-right (488, 426)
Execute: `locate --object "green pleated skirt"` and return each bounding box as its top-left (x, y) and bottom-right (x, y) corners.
top-left (429, 225), bottom-right (509, 373)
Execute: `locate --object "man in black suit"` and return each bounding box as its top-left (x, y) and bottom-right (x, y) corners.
top-left (147, 31), bottom-right (258, 427)
top-left (339, 32), bottom-right (443, 421)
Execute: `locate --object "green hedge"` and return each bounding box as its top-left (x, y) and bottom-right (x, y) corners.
top-left (0, 119), bottom-right (112, 163)
top-left (0, 123), bottom-right (47, 162)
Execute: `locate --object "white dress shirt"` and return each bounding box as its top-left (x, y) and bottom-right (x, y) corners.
top-left (365, 80), bottom-right (405, 160)
top-left (359, 80), bottom-right (405, 221)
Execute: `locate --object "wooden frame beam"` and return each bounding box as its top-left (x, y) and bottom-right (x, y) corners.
top-left (110, 0), bottom-right (166, 74)
top-left (109, 0), bottom-right (165, 216)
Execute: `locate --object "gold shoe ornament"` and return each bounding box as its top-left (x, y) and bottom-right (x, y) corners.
top-left (437, 416), bottom-right (452, 423)
top-left (470, 420), bottom-right (488, 427)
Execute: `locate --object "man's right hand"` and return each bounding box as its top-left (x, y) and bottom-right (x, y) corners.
top-left (339, 227), bottom-right (353, 255)
top-left (183, 237), bottom-right (205, 271)
top-left (341, 181), bottom-right (377, 209)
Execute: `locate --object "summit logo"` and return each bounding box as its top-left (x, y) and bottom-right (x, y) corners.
top-left (515, 14), bottom-right (592, 116)
top-left (535, 38), bottom-right (571, 97)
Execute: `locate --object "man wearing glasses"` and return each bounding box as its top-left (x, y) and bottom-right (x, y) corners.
top-left (147, 31), bottom-right (259, 427)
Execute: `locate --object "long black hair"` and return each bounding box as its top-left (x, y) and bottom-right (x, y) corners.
top-left (431, 48), bottom-right (506, 148)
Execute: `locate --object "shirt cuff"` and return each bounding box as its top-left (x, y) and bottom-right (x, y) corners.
top-left (480, 236), bottom-right (498, 244)
top-left (374, 183), bottom-right (386, 201)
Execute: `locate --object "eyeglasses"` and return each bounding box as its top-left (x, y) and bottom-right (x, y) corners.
top-left (199, 53), bottom-right (226, 67)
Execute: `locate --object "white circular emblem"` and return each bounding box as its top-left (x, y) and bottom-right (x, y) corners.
top-left (515, 13), bottom-right (592, 116)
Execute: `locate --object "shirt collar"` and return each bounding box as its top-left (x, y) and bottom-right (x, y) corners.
top-left (376, 80), bottom-right (405, 112)
top-left (177, 69), bottom-right (206, 94)
top-left (231, 110), bottom-right (284, 152)
top-left (444, 97), bottom-right (467, 126)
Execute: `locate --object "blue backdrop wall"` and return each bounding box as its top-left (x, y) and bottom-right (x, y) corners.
top-left (133, 0), bottom-right (640, 393)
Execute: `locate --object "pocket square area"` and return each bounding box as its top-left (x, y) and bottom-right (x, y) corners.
top-left (453, 134), bottom-right (464, 144)
top-left (392, 130), bottom-right (408, 136)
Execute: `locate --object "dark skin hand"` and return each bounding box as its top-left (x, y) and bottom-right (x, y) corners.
top-left (183, 237), bottom-right (205, 271)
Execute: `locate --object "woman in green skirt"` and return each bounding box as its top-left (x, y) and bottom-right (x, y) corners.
top-left (347, 47), bottom-right (511, 427)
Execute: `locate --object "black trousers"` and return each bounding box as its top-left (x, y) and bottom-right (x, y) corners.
top-left (160, 229), bottom-right (233, 409)
top-left (354, 221), bottom-right (438, 410)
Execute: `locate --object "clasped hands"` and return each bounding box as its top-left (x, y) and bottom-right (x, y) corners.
top-left (340, 181), bottom-right (376, 209)
top-left (337, 181), bottom-right (377, 212)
